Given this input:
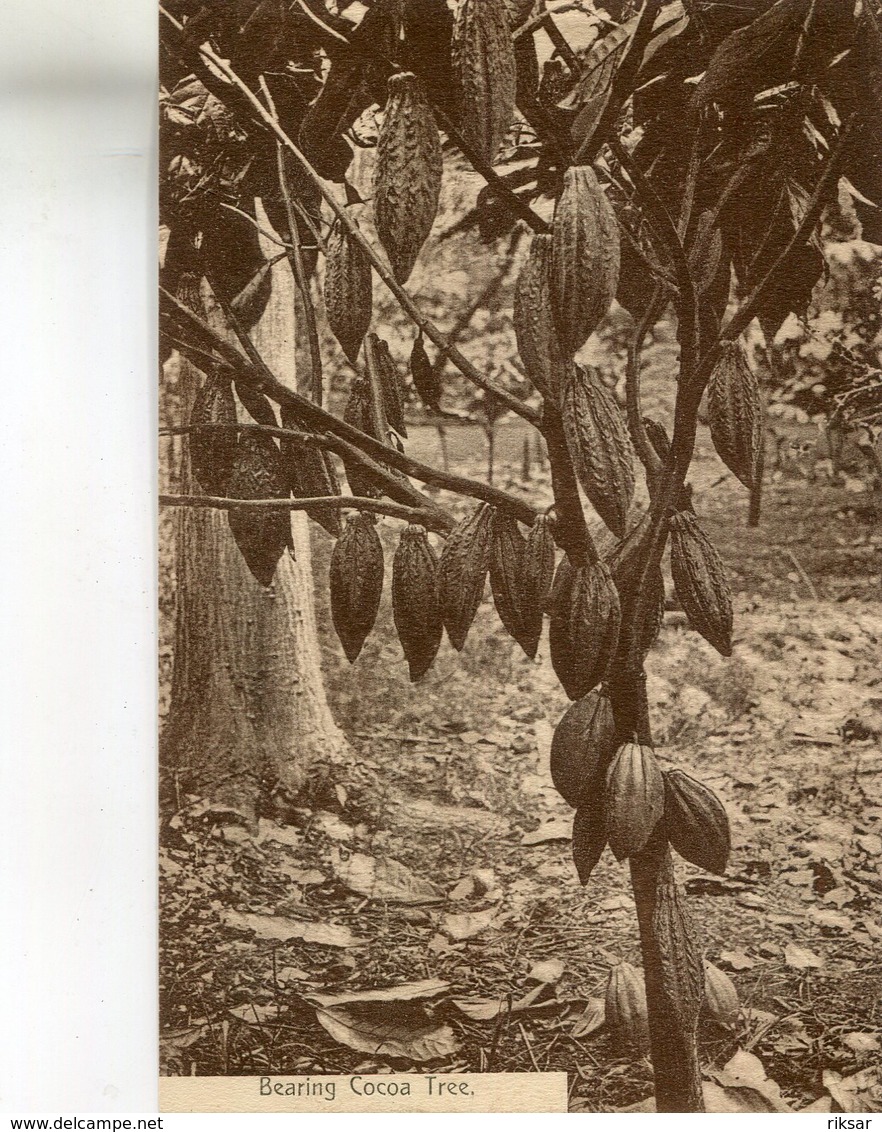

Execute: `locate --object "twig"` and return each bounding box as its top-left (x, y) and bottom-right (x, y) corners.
top-left (160, 493), bottom-right (448, 529)
top-left (161, 421), bottom-right (316, 444)
top-left (517, 1022), bottom-right (542, 1073)
top-left (785, 550), bottom-right (818, 600)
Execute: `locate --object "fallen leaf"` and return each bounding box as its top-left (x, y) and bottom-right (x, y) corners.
top-left (228, 1003), bottom-right (278, 1024)
top-left (522, 818), bottom-right (572, 845)
top-left (571, 997), bottom-right (605, 1038)
top-left (709, 1049), bottom-right (791, 1112)
top-left (451, 984), bottom-right (555, 1022)
top-left (332, 851), bottom-right (443, 904)
top-left (703, 1081), bottom-right (777, 1114)
top-left (527, 959), bottom-right (565, 984)
top-left (257, 820), bottom-right (302, 849)
top-left (315, 1002), bottom-right (459, 1062)
top-left (447, 877), bottom-right (475, 902)
top-left (719, 949), bottom-right (756, 971)
top-left (307, 979), bottom-right (450, 1008)
top-left (599, 893), bottom-right (634, 912)
top-left (843, 1032), bottom-right (881, 1054)
top-left (801, 1096), bottom-right (833, 1113)
top-left (277, 966), bottom-right (311, 984)
top-left (441, 907), bottom-right (497, 940)
top-left (223, 910), bottom-right (364, 949)
top-left (810, 908), bottom-right (852, 932)
top-left (824, 1067), bottom-right (882, 1113)
top-left (784, 943), bottom-right (824, 970)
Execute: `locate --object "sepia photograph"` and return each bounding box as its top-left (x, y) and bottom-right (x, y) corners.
top-left (158, 0), bottom-right (882, 1113)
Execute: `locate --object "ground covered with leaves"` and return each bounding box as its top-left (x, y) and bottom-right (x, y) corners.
top-left (160, 416), bottom-right (882, 1112)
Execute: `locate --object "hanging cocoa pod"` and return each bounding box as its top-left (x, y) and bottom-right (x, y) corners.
top-left (452, 0), bottom-right (517, 165)
top-left (604, 741), bottom-right (664, 861)
top-left (226, 433), bottom-right (293, 588)
top-left (488, 512), bottom-right (538, 658)
top-left (437, 503), bottom-right (494, 651)
top-left (572, 800), bottom-right (607, 885)
top-left (324, 219), bottom-right (372, 364)
top-left (513, 234), bottom-right (564, 400)
top-left (370, 333), bottom-right (408, 438)
top-left (392, 524), bottom-right (443, 681)
top-left (663, 769), bottom-right (731, 876)
top-left (703, 961), bottom-right (739, 1026)
top-left (374, 72), bottom-right (442, 284)
top-left (707, 341), bottom-right (764, 490)
top-left (548, 556), bottom-right (621, 701)
top-left (560, 365), bottom-right (634, 538)
top-left (329, 512), bottom-right (384, 663)
top-left (669, 509), bottom-right (733, 657)
top-left (551, 690), bottom-right (616, 809)
top-left (605, 962), bottom-right (650, 1055)
top-left (551, 165), bottom-right (620, 357)
top-left (524, 513), bottom-right (556, 619)
top-left (189, 375), bottom-right (237, 496)
top-left (280, 417), bottom-right (343, 539)
top-left (342, 379), bottom-right (384, 499)
top-left (409, 333), bottom-right (442, 412)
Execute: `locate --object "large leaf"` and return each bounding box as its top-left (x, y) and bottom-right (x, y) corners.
top-left (315, 1002), bottom-right (459, 1061)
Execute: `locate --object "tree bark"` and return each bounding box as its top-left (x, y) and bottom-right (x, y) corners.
top-left (160, 207), bottom-right (346, 821)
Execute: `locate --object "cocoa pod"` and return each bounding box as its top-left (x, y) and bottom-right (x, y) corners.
top-left (605, 962), bottom-right (650, 1055)
top-left (642, 417), bottom-right (671, 465)
top-left (663, 769), bottom-right (731, 876)
top-left (370, 333), bottom-right (408, 438)
top-left (392, 524), bottom-right (443, 681)
top-left (688, 210), bottom-right (723, 295)
top-left (342, 379), bottom-right (384, 498)
top-left (551, 690), bottom-right (616, 809)
top-left (669, 509), bottom-right (733, 657)
top-left (452, 0), bottom-right (517, 165)
top-left (548, 556), bottom-right (621, 701)
top-left (703, 961), bottom-right (739, 1026)
top-left (551, 165), bottom-right (620, 357)
top-left (226, 433), bottom-right (293, 588)
top-left (524, 513), bottom-right (556, 619)
top-left (189, 375), bottom-right (237, 496)
top-left (707, 341), bottom-right (764, 490)
top-left (437, 503), bottom-right (494, 651)
top-left (374, 72), bottom-right (442, 284)
top-left (329, 512), bottom-right (384, 663)
top-left (604, 741), bottom-right (664, 861)
top-left (281, 429), bottom-right (342, 540)
top-left (324, 219), bottom-right (372, 364)
top-left (488, 512), bottom-right (540, 658)
top-left (572, 800), bottom-right (607, 885)
top-left (409, 333), bottom-right (441, 412)
top-left (560, 365), bottom-right (634, 538)
top-left (513, 234), bottom-right (564, 400)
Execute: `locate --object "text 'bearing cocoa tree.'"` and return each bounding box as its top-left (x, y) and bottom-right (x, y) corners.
top-left (159, 0), bottom-right (882, 1112)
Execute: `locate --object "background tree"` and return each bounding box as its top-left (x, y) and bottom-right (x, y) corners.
top-left (159, 0), bottom-right (882, 1111)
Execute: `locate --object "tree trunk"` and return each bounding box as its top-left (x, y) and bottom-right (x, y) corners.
top-left (160, 208), bottom-right (346, 821)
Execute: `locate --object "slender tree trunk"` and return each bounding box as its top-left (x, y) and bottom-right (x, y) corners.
top-left (160, 207), bottom-right (346, 821)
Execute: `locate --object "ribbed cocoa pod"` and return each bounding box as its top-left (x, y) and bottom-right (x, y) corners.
top-left (664, 769), bottom-right (731, 876)
top-left (642, 417), bottom-right (672, 465)
top-left (370, 333), bottom-right (408, 438)
top-left (452, 0), bottom-right (517, 165)
top-left (703, 961), bottom-right (739, 1026)
top-left (488, 512), bottom-right (539, 658)
top-left (189, 376), bottom-right (237, 496)
top-left (513, 234), bottom-right (565, 400)
top-left (707, 341), bottom-right (764, 490)
top-left (551, 166), bottom-right (620, 357)
top-left (374, 72), bottom-right (442, 284)
top-left (324, 219), bottom-right (372, 364)
top-left (342, 379), bottom-right (384, 499)
top-left (548, 557), bottom-right (621, 701)
top-left (604, 741), bottom-right (664, 861)
top-left (524, 513), bottom-right (556, 619)
top-left (329, 512), bottom-right (385, 663)
top-left (561, 365), bottom-right (634, 538)
top-left (437, 503), bottom-right (494, 651)
top-left (551, 690), bottom-right (616, 809)
top-left (572, 800), bottom-right (607, 885)
top-left (409, 333), bottom-right (442, 412)
top-left (226, 434), bottom-right (293, 588)
top-left (689, 210), bottom-right (723, 295)
top-left (669, 509), bottom-right (733, 657)
top-left (282, 439), bottom-right (342, 540)
top-left (392, 524), bottom-right (443, 681)
top-left (605, 962), bottom-right (650, 1055)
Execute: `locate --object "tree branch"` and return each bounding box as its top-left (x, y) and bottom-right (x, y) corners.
top-left (160, 492), bottom-right (448, 529)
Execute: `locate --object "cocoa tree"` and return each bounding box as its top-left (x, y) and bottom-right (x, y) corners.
top-left (158, 0), bottom-right (882, 1111)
